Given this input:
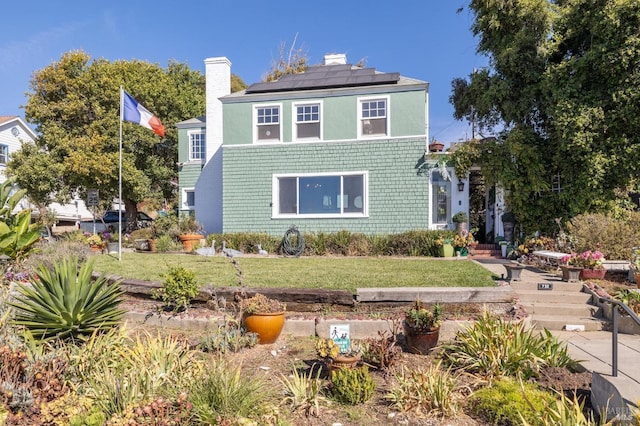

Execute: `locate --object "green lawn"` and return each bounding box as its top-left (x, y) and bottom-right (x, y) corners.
top-left (92, 253), bottom-right (498, 293)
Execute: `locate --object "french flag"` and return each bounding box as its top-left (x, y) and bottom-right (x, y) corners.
top-left (121, 90), bottom-right (165, 137)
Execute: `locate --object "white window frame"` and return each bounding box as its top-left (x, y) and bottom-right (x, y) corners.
top-left (272, 171), bottom-right (368, 219)
top-left (0, 145), bottom-right (8, 165)
top-left (430, 169), bottom-right (451, 227)
top-left (181, 187), bottom-right (195, 211)
top-left (292, 101), bottom-right (322, 141)
top-left (254, 103), bottom-right (282, 143)
top-left (188, 130), bottom-right (206, 162)
top-left (358, 96), bottom-right (389, 139)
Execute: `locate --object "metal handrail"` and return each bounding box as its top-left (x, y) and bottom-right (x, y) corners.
top-left (598, 297), bottom-right (640, 377)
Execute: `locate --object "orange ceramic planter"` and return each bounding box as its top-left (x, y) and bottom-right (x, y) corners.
top-left (243, 312), bottom-right (285, 344)
top-left (178, 234), bottom-right (204, 252)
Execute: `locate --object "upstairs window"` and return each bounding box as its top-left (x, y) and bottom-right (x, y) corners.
top-left (256, 105), bottom-right (281, 141)
top-left (295, 103), bottom-right (321, 140)
top-left (0, 145), bottom-right (8, 165)
top-left (360, 98), bottom-right (388, 136)
top-left (189, 131), bottom-right (205, 161)
top-left (274, 172), bottom-right (367, 217)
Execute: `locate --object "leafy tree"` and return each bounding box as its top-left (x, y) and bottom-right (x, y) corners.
top-left (264, 35), bottom-right (309, 82)
top-left (451, 0), bottom-right (640, 233)
top-left (7, 50), bottom-right (207, 224)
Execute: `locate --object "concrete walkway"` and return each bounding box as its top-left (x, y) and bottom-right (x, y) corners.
top-left (474, 258), bottom-right (640, 422)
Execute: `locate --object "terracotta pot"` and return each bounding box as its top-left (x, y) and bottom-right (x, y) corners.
top-left (579, 268), bottom-right (606, 281)
top-left (179, 234), bottom-right (204, 252)
top-left (327, 354), bottom-right (361, 375)
top-left (428, 142), bottom-right (444, 152)
top-left (147, 239), bottom-right (156, 252)
top-left (403, 322), bottom-right (440, 355)
top-left (243, 311), bottom-right (285, 344)
top-left (90, 245), bottom-right (102, 253)
top-left (635, 271), bottom-right (640, 289)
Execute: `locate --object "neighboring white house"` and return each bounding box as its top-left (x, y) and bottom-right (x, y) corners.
top-left (0, 116), bottom-right (93, 228)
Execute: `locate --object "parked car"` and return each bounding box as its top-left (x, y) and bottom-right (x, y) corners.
top-left (80, 211), bottom-right (154, 233)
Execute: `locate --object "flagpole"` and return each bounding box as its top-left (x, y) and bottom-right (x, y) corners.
top-left (118, 87), bottom-right (123, 261)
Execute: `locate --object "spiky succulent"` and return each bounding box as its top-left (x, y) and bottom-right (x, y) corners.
top-left (8, 257), bottom-right (125, 342)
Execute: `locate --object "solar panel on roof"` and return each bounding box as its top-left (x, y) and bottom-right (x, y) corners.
top-left (245, 64), bottom-right (400, 94)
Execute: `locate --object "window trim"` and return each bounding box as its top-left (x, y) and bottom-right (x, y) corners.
top-left (272, 171), bottom-right (368, 219)
top-left (430, 169), bottom-right (451, 226)
top-left (187, 130), bottom-right (206, 162)
top-left (181, 187), bottom-right (195, 211)
top-left (253, 103), bottom-right (283, 143)
top-left (292, 101), bottom-right (322, 141)
top-left (357, 96), bottom-right (389, 139)
top-left (0, 144), bottom-right (7, 165)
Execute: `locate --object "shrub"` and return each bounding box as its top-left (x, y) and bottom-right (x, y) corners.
top-left (198, 317), bottom-right (258, 353)
top-left (9, 257), bottom-right (124, 342)
top-left (566, 212), bottom-right (640, 260)
top-left (189, 359), bottom-right (272, 424)
top-left (441, 311), bottom-right (572, 379)
top-left (386, 361), bottom-right (459, 417)
top-left (154, 234), bottom-right (182, 252)
top-left (330, 366), bottom-right (375, 405)
top-left (470, 378), bottom-right (556, 426)
top-left (278, 364), bottom-right (326, 417)
top-left (152, 265), bottom-right (200, 311)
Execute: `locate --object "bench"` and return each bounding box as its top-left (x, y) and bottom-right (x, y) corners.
top-left (531, 250), bottom-right (568, 266)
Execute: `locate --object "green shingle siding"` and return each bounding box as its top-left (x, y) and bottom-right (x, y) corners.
top-left (222, 138), bottom-right (429, 235)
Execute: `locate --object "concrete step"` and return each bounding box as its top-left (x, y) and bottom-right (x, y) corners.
top-left (530, 315), bottom-right (608, 331)
top-left (510, 281), bottom-right (583, 292)
top-left (516, 289), bottom-right (592, 304)
top-left (521, 301), bottom-right (600, 317)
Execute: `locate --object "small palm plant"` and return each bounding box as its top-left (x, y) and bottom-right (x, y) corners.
top-left (9, 257), bottom-right (125, 342)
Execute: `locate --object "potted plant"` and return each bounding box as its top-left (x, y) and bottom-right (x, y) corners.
top-left (177, 215), bottom-right (204, 252)
top-left (453, 229), bottom-right (474, 257)
top-left (315, 337), bottom-right (361, 373)
top-left (85, 233), bottom-right (104, 252)
top-left (239, 293), bottom-right (286, 344)
top-left (435, 235), bottom-right (454, 257)
top-left (452, 211), bottom-right (468, 235)
top-left (562, 250), bottom-right (606, 281)
top-left (403, 300), bottom-right (443, 354)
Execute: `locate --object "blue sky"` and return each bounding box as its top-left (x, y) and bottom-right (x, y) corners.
top-left (0, 1), bottom-right (487, 144)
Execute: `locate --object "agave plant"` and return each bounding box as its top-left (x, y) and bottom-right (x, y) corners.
top-left (8, 257), bottom-right (125, 342)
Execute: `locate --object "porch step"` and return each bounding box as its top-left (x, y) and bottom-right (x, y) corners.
top-left (517, 290), bottom-right (592, 305)
top-left (469, 249), bottom-right (502, 258)
top-left (530, 315), bottom-right (608, 331)
top-left (510, 281), bottom-right (584, 292)
top-left (521, 301), bottom-right (600, 317)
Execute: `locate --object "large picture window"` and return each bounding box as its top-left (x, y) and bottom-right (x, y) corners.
top-left (256, 105), bottom-right (281, 141)
top-left (274, 173), bottom-right (367, 217)
top-left (188, 131), bottom-right (205, 161)
top-left (360, 98), bottom-right (388, 136)
top-left (294, 103), bottom-right (321, 140)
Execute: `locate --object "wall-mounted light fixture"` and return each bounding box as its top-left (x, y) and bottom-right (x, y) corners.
top-left (457, 179), bottom-right (465, 192)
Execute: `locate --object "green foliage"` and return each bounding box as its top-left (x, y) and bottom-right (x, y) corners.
top-left (198, 317), bottom-right (258, 353)
top-left (66, 329), bottom-right (202, 419)
top-left (386, 361), bottom-right (459, 417)
top-left (189, 358), bottom-right (272, 424)
top-left (10, 50), bottom-right (206, 215)
top-left (278, 364), bottom-right (326, 417)
top-left (566, 212), bottom-right (640, 260)
top-left (452, 211), bottom-right (468, 223)
top-left (613, 289), bottom-right (640, 315)
top-left (330, 366), bottom-right (375, 405)
top-left (152, 265), bottom-right (200, 311)
top-left (178, 213), bottom-right (203, 234)
top-left (521, 388), bottom-right (609, 426)
top-left (470, 378), bottom-right (556, 426)
top-left (452, 0), bottom-right (640, 232)
top-left (154, 234), bottom-right (182, 252)
top-left (9, 257), bottom-right (125, 342)
top-left (405, 300), bottom-right (443, 331)
top-left (0, 178), bottom-right (42, 262)
top-left (441, 311), bottom-right (572, 379)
